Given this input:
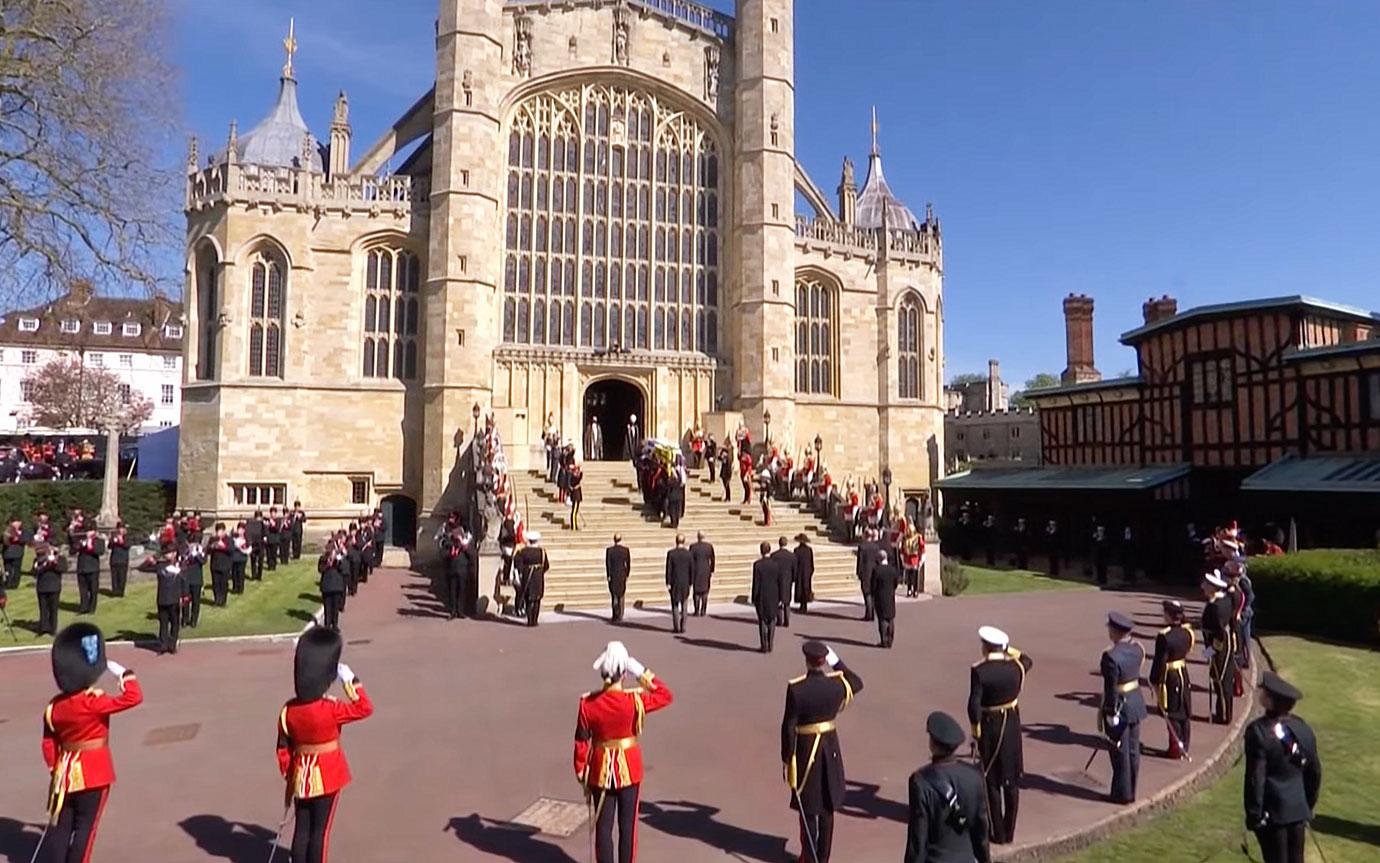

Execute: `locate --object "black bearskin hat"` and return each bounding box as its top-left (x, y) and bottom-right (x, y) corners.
top-left (294, 626), bottom-right (342, 701)
top-left (52, 623), bottom-right (106, 695)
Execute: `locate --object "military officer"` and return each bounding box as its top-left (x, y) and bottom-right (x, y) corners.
top-left (154, 547), bottom-right (186, 654)
top-left (771, 537), bottom-right (797, 627)
top-left (794, 533), bottom-right (815, 613)
top-left (966, 626), bottom-right (1033, 844)
top-left (751, 543), bottom-right (780, 652)
top-left (665, 534), bottom-right (693, 633)
top-left (605, 534), bottom-right (631, 622)
top-left (1201, 571), bottom-right (1237, 724)
top-left (515, 531), bottom-right (550, 626)
top-left (1149, 599), bottom-right (1194, 760)
top-left (856, 529), bottom-right (881, 621)
top-left (782, 641), bottom-right (864, 863)
top-left (904, 711), bottom-right (991, 863)
top-left (690, 531), bottom-right (716, 616)
top-left (872, 551), bottom-right (900, 649)
top-left (1100, 611), bottom-right (1147, 804)
top-left (1245, 672), bottom-right (1322, 863)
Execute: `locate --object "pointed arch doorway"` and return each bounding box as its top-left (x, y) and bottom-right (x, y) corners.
top-left (583, 378), bottom-right (645, 461)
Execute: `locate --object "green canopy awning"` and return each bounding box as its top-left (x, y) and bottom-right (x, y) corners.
top-left (1242, 454), bottom-right (1380, 494)
top-left (935, 464), bottom-right (1190, 492)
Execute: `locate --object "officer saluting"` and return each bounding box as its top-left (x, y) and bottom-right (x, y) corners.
top-left (966, 626), bottom-right (1032, 845)
top-left (904, 711), bottom-right (991, 863)
top-left (1099, 611), bottom-right (1147, 804)
top-left (1149, 600), bottom-right (1194, 760)
top-left (1245, 672), bottom-right (1322, 863)
top-left (782, 640), bottom-right (864, 863)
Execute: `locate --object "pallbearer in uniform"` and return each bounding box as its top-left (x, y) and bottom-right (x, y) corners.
top-left (781, 641), bottom-right (863, 863)
top-left (574, 641), bottom-right (674, 863)
top-left (1099, 611), bottom-right (1147, 804)
top-left (1245, 673), bottom-right (1322, 863)
top-left (605, 534), bottom-right (630, 622)
top-left (514, 532), bottom-right (549, 626)
top-left (690, 531), bottom-right (715, 617)
top-left (40, 624), bottom-right (142, 863)
top-left (107, 521), bottom-right (130, 598)
top-left (277, 626), bottom-right (374, 863)
top-left (904, 711), bottom-right (991, 863)
top-left (1149, 600), bottom-right (1194, 760)
top-left (966, 626), bottom-right (1032, 845)
top-left (1200, 571), bottom-right (1237, 724)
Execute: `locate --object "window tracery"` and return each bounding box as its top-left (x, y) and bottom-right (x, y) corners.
top-left (362, 247), bottom-right (420, 380)
top-left (247, 248), bottom-right (285, 377)
top-left (794, 276), bottom-right (837, 396)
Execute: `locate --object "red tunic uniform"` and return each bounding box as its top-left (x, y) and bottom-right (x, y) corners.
top-left (573, 673), bottom-right (674, 789)
top-left (276, 683), bottom-right (374, 799)
top-left (42, 674), bottom-right (144, 815)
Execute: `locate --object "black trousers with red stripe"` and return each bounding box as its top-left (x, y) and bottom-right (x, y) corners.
top-left (291, 792), bottom-right (339, 863)
top-left (594, 784), bottom-right (640, 863)
top-left (797, 809), bottom-right (835, 863)
top-left (44, 785), bottom-right (108, 863)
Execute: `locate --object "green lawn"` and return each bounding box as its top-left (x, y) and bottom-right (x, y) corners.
top-left (960, 563), bottom-right (1095, 595)
top-left (0, 559), bottom-right (320, 645)
top-left (1060, 635), bottom-right (1380, 863)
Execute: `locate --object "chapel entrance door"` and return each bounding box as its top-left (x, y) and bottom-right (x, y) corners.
top-left (583, 379), bottom-right (645, 461)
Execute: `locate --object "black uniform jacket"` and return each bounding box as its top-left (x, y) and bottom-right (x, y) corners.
top-left (770, 548), bottom-right (796, 600)
top-left (781, 662), bottom-right (865, 814)
top-left (967, 649), bottom-right (1034, 780)
top-left (855, 540), bottom-right (881, 589)
top-left (665, 547), bottom-right (693, 599)
top-left (751, 557), bottom-right (780, 617)
top-left (317, 553), bottom-right (345, 595)
top-left (182, 548), bottom-right (205, 587)
top-left (690, 541), bottom-right (715, 593)
top-left (905, 757), bottom-right (992, 863)
top-left (1101, 640), bottom-right (1148, 734)
top-left (1202, 592), bottom-right (1236, 653)
top-left (441, 535), bottom-right (471, 575)
top-left (155, 562), bottom-right (186, 606)
top-left (208, 536), bottom-right (233, 574)
top-left (107, 533), bottom-right (129, 567)
top-left (515, 546), bottom-right (550, 599)
top-left (34, 555), bottom-right (65, 594)
top-left (871, 563), bottom-right (901, 619)
top-left (793, 543), bottom-right (815, 596)
top-left (605, 544), bottom-right (630, 593)
top-left (1149, 624), bottom-right (1195, 717)
top-left (245, 518), bottom-right (265, 549)
top-left (75, 538), bottom-right (105, 574)
top-left (1244, 713), bottom-right (1321, 829)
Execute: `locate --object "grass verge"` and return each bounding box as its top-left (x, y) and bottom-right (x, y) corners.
top-left (959, 563), bottom-right (1095, 595)
top-left (0, 560), bottom-right (320, 646)
top-left (1058, 635), bottom-right (1380, 863)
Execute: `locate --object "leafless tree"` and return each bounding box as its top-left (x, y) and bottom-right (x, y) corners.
top-left (0, 0), bottom-right (180, 302)
top-left (21, 355), bottom-right (154, 432)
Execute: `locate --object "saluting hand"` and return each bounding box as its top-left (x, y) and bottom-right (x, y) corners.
top-left (824, 646), bottom-right (840, 669)
top-left (336, 662), bottom-right (356, 684)
top-left (106, 659), bottom-right (128, 678)
top-left (624, 657), bottom-right (646, 679)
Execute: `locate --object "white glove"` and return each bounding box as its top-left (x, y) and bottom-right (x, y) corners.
top-left (825, 647), bottom-right (840, 669)
top-left (106, 659), bottom-right (128, 678)
top-left (624, 657), bottom-right (646, 679)
top-left (1106, 713), bottom-right (1121, 728)
top-left (336, 663), bottom-right (356, 684)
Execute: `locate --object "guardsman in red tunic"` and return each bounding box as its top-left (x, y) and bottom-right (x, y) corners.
top-left (574, 641), bottom-right (674, 863)
top-left (41, 623), bottom-right (143, 863)
top-left (276, 626), bottom-right (373, 863)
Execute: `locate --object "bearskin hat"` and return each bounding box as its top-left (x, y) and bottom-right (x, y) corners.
top-left (52, 623), bottom-right (106, 694)
top-left (293, 626), bottom-right (342, 701)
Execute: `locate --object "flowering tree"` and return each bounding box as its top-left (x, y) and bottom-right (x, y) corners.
top-left (21, 355), bottom-right (153, 432)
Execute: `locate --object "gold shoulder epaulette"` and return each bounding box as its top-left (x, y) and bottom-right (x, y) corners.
top-left (788, 673), bottom-right (807, 684)
top-left (1158, 626), bottom-right (1171, 635)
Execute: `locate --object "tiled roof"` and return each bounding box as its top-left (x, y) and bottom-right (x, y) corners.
top-left (0, 285), bottom-right (183, 354)
top-left (936, 463), bottom-right (1190, 492)
top-left (1243, 454), bottom-right (1380, 494)
top-left (1119, 295), bottom-right (1380, 345)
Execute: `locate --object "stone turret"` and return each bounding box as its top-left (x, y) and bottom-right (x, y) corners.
top-left (855, 107), bottom-right (920, 231)
top-left (329, 91), bottom-right (351, 178)
top-left (837, 156), bottom-right (857, 226)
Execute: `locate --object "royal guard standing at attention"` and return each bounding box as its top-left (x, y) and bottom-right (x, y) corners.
top-left (276, 626), bottom-right (374, 863)
top-left (1149, 600), bottom-right (1195, 760)
top-left (1200, 571), bottom-right (1237, 724)
top-left (1100, 611), bottom-right (1147, 804)
top-left (782, 641), bottom-right (864, 863)
top-left (574, 641), bottom-right (673, 863)
top-left (967, 626), bottom-right (1033, 845)
top-left (39, 623), bottom-right (143, 863)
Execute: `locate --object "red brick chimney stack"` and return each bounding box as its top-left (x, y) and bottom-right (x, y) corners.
top-left (1060, 293), bottom-right (1101, 385)
top-left (1141, 294), bottom-right (1178, 325)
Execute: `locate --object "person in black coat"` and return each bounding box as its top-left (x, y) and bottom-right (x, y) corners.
top-left (277, 509), bottom-right (294, 569)
top-left (1245, 673), bottom-right (1322, 863)
top-left (265, 507), bottom-right (282, 571)
top-left (1100, 611), bottom-right (1148, 804)
top-left (514, 533), bottom-right (549, 626)
top-left (345, 527), bottom-right (363, 599)
top-left (33, 543), bottom-right (65, 636)
top-left (751, 543), bottom-right (779, 653)
top-left (904, 711), bottom-right (991, 863)
top-left (719, 445), bottom-right (733, 502)
top-left (290, 502), bottom-right (306, 560)
top-left (856, 531), bottom-right (881, 621)
top-left (1149, 599), bottom-right (1195, 760)
top-left (207, 524), bottom-right (233, 607)
top-left (665, 534), bottom-right (693, 633)
top-left (1201, 572), bottom-right (1237, 725)
top-left (967, 626), bottom-right (1033, 844)
top-left (2, 516), bottom-right (25, 589)
top-left (794, 534), bottom-right (815, 613)
top-left (605, 534), bottom-right (631, 622)
top-left (771, 537), bottom-right (796, 627)
top-left (317, 536), bottom-right (346, 632)
top-left (871, 552), bottom-right (901, 648)
top-left (230, 523), bottom-right (249, 593)
top-left (245, 511), bottom-right (265, 581)
top-left (181, 535), bottom-right (206, 628)
top-left (439, 525), bottom-right (472, 620)
top-left (73, 528), bottom-right (104, 614)
top-left (782, 640), bottom-right (864, 863)
top-left (690, 532), bottom-right (715, 616)
top-left (154, 548), bottom-right (186, 654)
top-left (107, 521), bottom-right (130, 597)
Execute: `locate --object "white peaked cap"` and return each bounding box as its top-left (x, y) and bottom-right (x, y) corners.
top-left (593, 640), bottom-right (630, 679)
top-left (1204, 570), bottom-right (1227, 589)
top-left (978, 626), bottom-right (1009, 648)
top-left (527, 531), bottom-right (542, 543)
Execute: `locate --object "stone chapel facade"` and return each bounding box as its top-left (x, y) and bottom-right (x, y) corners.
top-left (179, 0), bottom-right (945, 536)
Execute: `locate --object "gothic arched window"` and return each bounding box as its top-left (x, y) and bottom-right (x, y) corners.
top-left (247, 248), bottom-right (286, 378)
top-left (898, 293), bottom-right (924, 399)
top-left (362, 246), bottom-right (420, 380)
top-left (502, 83), bottom-right (722, 354)
top-left (194, 243), bottom-right (219, 381)
top-left (794, 275), bottom-right (838, 397)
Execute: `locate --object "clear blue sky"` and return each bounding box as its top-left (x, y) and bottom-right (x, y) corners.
top-left (177, 0), bottom-right (1380, 388)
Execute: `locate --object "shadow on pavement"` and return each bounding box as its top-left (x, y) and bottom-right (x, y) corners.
top-left (1022, 771), bottom-right (1109, 803)
top-left (841, 780), bottom-right (908, 823)
top-left (675, 635), bottom-right (758, 654)
top-left (1024, 721), bottom-right (1106, 750)
top-left (639, 800), bottom-right (787, 863)
top-left (0, 818), bottom-right (42, 863)
top-left (793, 631), bottom-right (877, 649)
top-left (178, 814), bottom-right (279, 863)
top-left (444, 813), bottom-right (579, 863)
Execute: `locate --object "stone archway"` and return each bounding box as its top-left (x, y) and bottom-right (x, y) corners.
top-left (379, 494), bottom-right (417, 547)
top-left (583, 378), bottom-right (645, 461)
